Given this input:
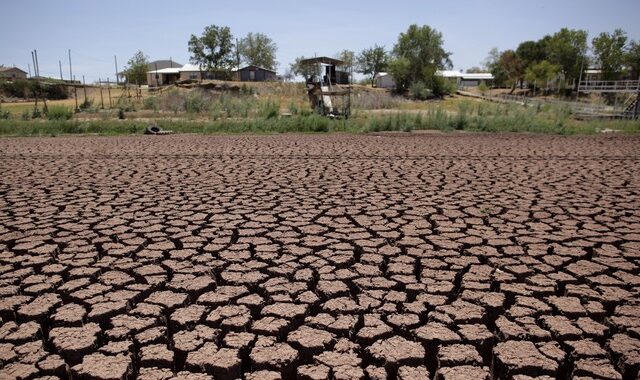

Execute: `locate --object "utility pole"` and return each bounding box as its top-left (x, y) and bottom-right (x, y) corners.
top-left (114, 55), bottom-right (119, 85)
top-left (235, 38), bottom-right (241, 81)
top-left (34, 50), bottom-right (47, 113)
top-left (59, 60), bottom-right (63, 81)
top-left (69, 49), bottom-right (79, 112)
top-left (31, 52), bottom-right (38, 110)
top-left (82, 75), bottom-right (87, 105)
top-left (107, 77), bottom-right (112, 108)
top-left (99, 78), bottom-right (104, 109)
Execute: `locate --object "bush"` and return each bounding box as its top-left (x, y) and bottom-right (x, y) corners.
top-left (410, 81), bottom-right (431, 100)
top-left (184, 90), bottom-right (209, 113)
top-left (261, 100), bottom-right (279, 119)
top-left (477, 82), bottom-right (489, 95)
top-left (0, 109), bottom-right (10, 120)
top-left (79, 99), bottom-right (93, 111)
top-left (47, 106), bottom-right (73, 120)
top-left (143, 96), bottom-right (159, 111)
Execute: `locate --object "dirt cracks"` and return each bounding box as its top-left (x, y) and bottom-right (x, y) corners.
top-left (0, 133), bottom-right (639, 380)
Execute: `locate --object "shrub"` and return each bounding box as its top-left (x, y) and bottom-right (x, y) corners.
top-left (47, 106), bottom-right (73, 120)
top-left (0, 109), bottom-right (10, 120)
top-left (478, 82), bottom-right (488, 95)
top-left (410, 81), bottom-right (431, 100)
top-left (118, 108), bottom-right (125, 119)
top-left (184, 90), bottom-right (209, 113)
top-left (261, 100), bottom-right (279, 119)
top-left (79, 99), bottom-right (93, 111)
top-left (143, 96), bottom-right (159, 111)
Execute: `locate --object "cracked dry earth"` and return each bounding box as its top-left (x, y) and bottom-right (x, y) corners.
top-left (0, 133), bottom-right (639, 380)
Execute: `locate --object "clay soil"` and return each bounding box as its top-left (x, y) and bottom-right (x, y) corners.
top-left (0, 133), bottom-right (639, 380)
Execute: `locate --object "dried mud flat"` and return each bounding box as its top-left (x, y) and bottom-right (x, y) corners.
top-left (0, 133), bottom-right (639, 380)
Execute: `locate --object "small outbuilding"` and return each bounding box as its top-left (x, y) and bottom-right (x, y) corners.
top-left (374, 72), bottom-right (396, 89)
top-left (0, 66), bottom-right (28, 81)
top-left (438, 70), bottom-right (493, 88)
top-left (237, 65), bottom-right (277, 82)
top-left (147, 67), bottom-right (181, 87)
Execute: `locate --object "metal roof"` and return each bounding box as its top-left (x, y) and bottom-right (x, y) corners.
top-left (437, 70), bottom-right (493, 80)
top-left (0, 66), bottom-right (27, 74)
top-left (238, 65), bottom-right (276, 73)
top-left (299, 57), bottom-right (345, 66)
top-left (147, 67), bottom-right (181, 74)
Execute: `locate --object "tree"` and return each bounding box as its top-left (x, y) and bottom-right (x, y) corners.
top-left (516, 39), bottom-right (548, 69)
top-left (466, 67), bottom-right (485, 73)
top-left (484, 47), bottom-right (505, 85)
top-left (188, 25), bottom-right (235, 71)
top-left (498, 50), bottom-right (525, 93)
top-left (238, 32), bottom-right (278, 70)
top-left (524, 60), bottom-right (561, 92)
top-left (335, 50), bottom-right (355, 70)
top-left (592, 29), bottom-right (628, 80)
top-left (289, 56), bottom-right (315, 79)
top-left (545, 28), bottom-right (588, 84)
top-left (626, 40), bottom-right (640, 80)
top-left (485, 48), bottom-right (523, 91)
top-left (123, 50), bottom-right (149, 85)
top-left (388, 24), bottom-right (452, 93)
top-left (356, 45), bottom-right (389, 85)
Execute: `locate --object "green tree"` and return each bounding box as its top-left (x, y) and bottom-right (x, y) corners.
top-left (335, 50), bottom-right (356, 70)
top-left (498, 50), bottom-right (525, 93)
top-left (388, 24), bottom-right (452, 93)
top-left (516, 39), bottom-right (548, 69)
top-left (524, 60), bottom-right (561, 92)
top-left (626, 40), bottom-right (640, 79)
top-left (545, 28), bottom-right (588, 85)
top-left (123, 50), bottom-right (149, 85)
top-left (592, 29), bottom-right (628, 80)
top-left (356, 45), bottom-right (389, 85)
top-left (484, 48), bottom-right (506, 86)
top-left (188, 25), bottom-right (235, 71)
top-left (466, 66), bottom-right (485, 73)
top-left (289, 56), bottom-right (315, 79)
top-left (239, 32), bottom-right (278, 70)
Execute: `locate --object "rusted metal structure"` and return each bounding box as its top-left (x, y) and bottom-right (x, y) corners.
top-left (299, 57), bottom-right (351, 118)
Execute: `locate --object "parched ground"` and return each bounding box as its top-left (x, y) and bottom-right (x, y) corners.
top-left (0, 133), bottom-right (639, 380)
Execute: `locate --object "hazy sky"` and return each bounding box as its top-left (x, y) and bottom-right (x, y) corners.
top-left (1, 0), bottom-right (639, 82)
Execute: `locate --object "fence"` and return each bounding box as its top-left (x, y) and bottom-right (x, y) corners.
top-left (458, 91), bottom-right (638, 120)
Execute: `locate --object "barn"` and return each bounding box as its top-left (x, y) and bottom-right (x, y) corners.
top-left (237, 65), bottom-right (277, 82)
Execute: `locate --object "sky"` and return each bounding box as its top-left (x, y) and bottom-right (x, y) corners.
top-left (1, 0), bottom-right (639, 83)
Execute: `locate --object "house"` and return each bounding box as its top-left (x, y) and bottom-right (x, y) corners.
top-left (438, 70), bottom-right (493, 88)
top-left (374, 72), bottom-right (396, 89)
top-left (0, 66), bottom-right (28, 81)
top-left (237, 65), bottom-right (277, 82)
top-left (147, 67), bottom-right (181, 87)
top-left (147, 63), bottom-right (236, 87)
top-left (119, 59), bottom-right (182, 83)
top-left (177, 64), bottom-right (232, 82)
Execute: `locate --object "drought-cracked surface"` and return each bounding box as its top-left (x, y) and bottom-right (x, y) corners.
top-left (0, 133), bottom-right (639, 380)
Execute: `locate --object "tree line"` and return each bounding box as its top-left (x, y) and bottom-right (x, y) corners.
top-left (120, 23), bottom-right (639, 99)
top-left (484, 28), bottom-right (640, 93)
